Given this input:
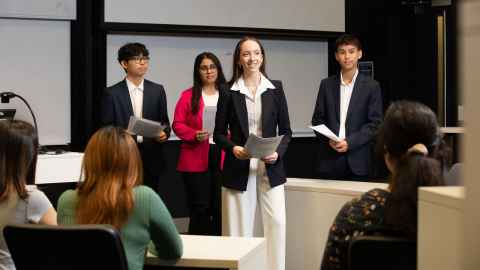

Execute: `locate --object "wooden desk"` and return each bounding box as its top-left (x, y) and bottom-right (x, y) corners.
top-left (418, 186), bottom-right (464, 270)
top-left (145, 235), bottom-right (266, 269)
top-left (285, 178), bottom-right (388, 270)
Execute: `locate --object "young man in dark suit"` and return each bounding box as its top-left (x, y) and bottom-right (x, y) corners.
top-left (101, 42), bottom-right (171, 191)
top-left (311, 34), bottom-right (383, 180)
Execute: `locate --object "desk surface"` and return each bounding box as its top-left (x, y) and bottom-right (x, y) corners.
top-left (285, 178), bottom-right (388, 196)
top-left (440, 127), bottom-right (465, 134)
top-left (36, 152), bottom-right (83, 184)
top-left (419, 186), bottom-right (465, 210)
top-left (146, 235), bottom-right (265, 269)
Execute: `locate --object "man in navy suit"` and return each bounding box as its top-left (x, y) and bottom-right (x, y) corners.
top-left (311, 34), bottom-right (383, 180)
top-left (101, 43), bottom-right (171, 190)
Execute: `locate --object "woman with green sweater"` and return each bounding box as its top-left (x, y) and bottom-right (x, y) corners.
top-left (57, 126), bottom-right (182, 270)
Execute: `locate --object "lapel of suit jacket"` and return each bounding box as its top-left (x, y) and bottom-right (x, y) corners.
top-left (346, 73), bottom-right (364, 124)
top-left (142, 80), bottom-right (152, 119)
top-left (231, 91), bottom-right (249, 138)
top-left (261, 88), bottom-right (275, 135)
top-left (333, 75), bottom-right (341, 124)
top-left (119, 80), bottom-right (135, 117)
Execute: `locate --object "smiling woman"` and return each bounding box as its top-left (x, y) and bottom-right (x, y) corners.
top-left (214, 36), bottom-right (292, 270)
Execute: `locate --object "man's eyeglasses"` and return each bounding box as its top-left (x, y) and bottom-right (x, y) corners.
top-left (199, 64), bottom-right (217, 72)
top-left (129, 56), bottom-right (150, 63)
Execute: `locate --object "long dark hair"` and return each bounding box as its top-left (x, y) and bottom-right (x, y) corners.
top-left (0, 120), bottom-right (38, 202)
top-left (229, 36), bottom-right (267, 87)
top-left (191, 52), bottom-right (226, 114)
top-left (378, 101), bottom-right (447, 238)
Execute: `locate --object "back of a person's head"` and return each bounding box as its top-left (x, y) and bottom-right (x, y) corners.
top-left (76, 126), bottom-right (142, 229)
top-left (0, 120), bottom-right (37, 201)
top-left (379, 101), bottom-right (446, 238)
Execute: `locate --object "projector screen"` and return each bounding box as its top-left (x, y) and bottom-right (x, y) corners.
top-left (0, 18), bottom-right (71, 145)
top-left (105, 0), bottom-right (345, 32)
top-left (0, 0), bottom-right (76, 20)
top-left (107, 35), bottom-right (328, 137)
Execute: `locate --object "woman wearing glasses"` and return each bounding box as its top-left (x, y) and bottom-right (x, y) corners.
top-left (214, 37), bottom-right (292, 270)
top-left (172, 52), bottom-right (227, 235)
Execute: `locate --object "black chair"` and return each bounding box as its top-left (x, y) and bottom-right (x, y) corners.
top-left (348, 235), bottom-right (416, 270)
top-left (3, 224), bottom-right (128, 270)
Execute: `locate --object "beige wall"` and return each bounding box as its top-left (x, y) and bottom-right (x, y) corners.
top-left (460, 0), bottom-right (480, 269)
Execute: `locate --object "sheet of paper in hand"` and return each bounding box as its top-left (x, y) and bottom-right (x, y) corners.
top-left (309, 124), bottom-right (340, 142)
top-left (244, 134), bottom-right (284, 159)
top-left (127, 116), bottom-right (166, 138)
top-left (202, 106), bottom-right (217, 134)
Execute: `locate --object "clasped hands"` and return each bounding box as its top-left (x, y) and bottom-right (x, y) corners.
top-left (195, 130), bottom-right (210, 142)
top-left (232, 146), bottom-right (278, 164)
top-left (329, 139), bottom-right (348, 153)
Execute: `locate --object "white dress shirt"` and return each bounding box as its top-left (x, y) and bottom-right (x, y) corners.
top-left (126, 78), bottom-right (144, 142)
top-left (202, 90), bottom-right (219, 144)
top-left (339, 69), bottom-right (358, 139)
top-left (230, 74), bottom-right (276, 139)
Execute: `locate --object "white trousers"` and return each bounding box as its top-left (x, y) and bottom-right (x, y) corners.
top-left (222, 159), bottom-right (286, 270)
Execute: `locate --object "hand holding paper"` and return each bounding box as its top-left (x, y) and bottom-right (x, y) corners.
top-left (309, 124), bottom-right (340, 142)
top-left (244, 134), bottom-right (284, 159)
top-left (127, 116), bottom-right (167, 138)
top-left (202, 106), bottom-right (217, 135)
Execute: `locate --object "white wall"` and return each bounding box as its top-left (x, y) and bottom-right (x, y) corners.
top-left (460, 0), bottom-right (480, 269)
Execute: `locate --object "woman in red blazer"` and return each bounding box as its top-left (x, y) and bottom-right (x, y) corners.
top-left (172, 52), bottom-right (226, 235)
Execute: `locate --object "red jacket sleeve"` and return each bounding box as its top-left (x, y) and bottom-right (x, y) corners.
top-left (172, 89), bottom-right (198, 143)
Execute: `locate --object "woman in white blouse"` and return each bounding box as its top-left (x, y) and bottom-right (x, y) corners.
top-left (213, 36), bottom-right (292, 270)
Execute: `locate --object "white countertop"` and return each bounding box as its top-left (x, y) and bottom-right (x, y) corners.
top-left (440, 127), bottom-right (465, 134)
top-left (146, 235), bottom-right (265, 269)
top-left (285, 178), bottom-right (388, 196)
top-left (36, 152), bottom-right (83, 184)
top-left (419, 186), bottom-right (465, 210)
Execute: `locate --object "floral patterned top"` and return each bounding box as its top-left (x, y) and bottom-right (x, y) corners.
top-left (320, 188), bottom-right (390, 270)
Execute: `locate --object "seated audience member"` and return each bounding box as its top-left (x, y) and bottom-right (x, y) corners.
top-left (0, 120), bottom-right (57, 270)
top-left (57, 126), bottom-right (182, 270)
top-left (320, 101), bottom-right (446, 270)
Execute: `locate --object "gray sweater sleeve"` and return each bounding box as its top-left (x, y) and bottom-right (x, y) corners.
top-left (26, 187), bottom-right (53, 223)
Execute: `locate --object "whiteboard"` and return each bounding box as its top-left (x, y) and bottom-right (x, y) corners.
top-left (105, 0), bottom-right (344, 32)
top-left (107, 35), bottom-right (328, 137)
top-left (0, 0), bottom-right (76, 20)
top-left (0, 19), bottom-right (71, 145)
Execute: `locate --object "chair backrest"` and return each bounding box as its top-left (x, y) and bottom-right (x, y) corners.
top-left (348, 235), bottom-right (416, 270)
top-left (3, 224), bottom-right (128, 270)
top-left (444, 163), bottom-right (463, 186)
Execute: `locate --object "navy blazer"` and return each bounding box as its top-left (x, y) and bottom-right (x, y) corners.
top-left (213, 80), bottom-right (292, 191)
top-left (100, 79), bottom-right (171, 175)
top-left (311, 73), bottom-right (383, 177)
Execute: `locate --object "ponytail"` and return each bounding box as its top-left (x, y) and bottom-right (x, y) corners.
top-left (384, 145), bottom-right (444, 238)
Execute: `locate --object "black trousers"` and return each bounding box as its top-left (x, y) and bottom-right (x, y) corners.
top-left (317, 155), bottom-right (367, 181)
top-left (137, 143), bottom-right (162, 192)
top-left (182, 144), bottom-right (221, 235)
